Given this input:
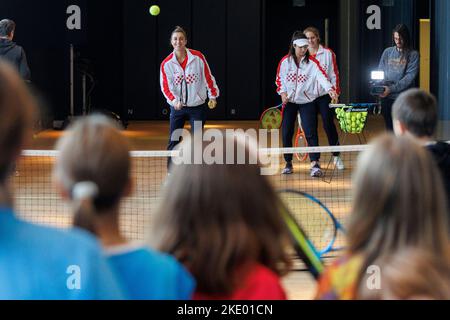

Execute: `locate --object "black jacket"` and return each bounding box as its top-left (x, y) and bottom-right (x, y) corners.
top-left (0, 38), bottom-right (31, 80)
top-left (427, 142), bottom-right (450, 206)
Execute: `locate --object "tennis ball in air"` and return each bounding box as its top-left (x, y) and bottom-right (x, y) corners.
top-left (149, 5), bottom-right (160, 16)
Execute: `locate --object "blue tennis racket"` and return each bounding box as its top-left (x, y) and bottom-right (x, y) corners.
top-left (279, 199), bottom-right (324, 278)
top-left (278, 189), bottom-right (346, 257)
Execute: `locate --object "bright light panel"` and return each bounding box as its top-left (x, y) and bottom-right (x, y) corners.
top-left (371, 71), bottom-right (385, 80)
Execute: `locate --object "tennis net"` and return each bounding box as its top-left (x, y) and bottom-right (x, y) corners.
top-left (12, 145), bottom-right (367, 241)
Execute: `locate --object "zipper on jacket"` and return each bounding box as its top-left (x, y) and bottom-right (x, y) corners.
top-left (174, 59), bottom-right (188, 106)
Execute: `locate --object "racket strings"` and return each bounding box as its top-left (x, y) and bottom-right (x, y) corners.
top-left (261, 109), bottom-right (283, 130)
top-left (280, 192), bottom-right (336, 253)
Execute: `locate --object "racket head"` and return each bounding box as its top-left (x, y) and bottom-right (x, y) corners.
top-left (260, 105), bottom-right (283, 130)
top-left (280, 202), bottom-right (324, 278)
top-left (278, 189), bottom-right (341, 257)
top-left (294, 131), bottom-right (308, 162)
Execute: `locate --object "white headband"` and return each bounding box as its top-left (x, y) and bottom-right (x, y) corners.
top-left (293, 39), bottom-right (309, 47)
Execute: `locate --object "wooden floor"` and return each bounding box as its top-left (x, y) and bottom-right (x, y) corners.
top-left (29, 116), bottom-right (388, 150)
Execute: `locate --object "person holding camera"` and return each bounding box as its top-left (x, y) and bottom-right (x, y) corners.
top-left (378, 24), bottom-right (419, 131)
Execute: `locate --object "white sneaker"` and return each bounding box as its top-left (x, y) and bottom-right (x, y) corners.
top-left (282, 162), bottom-right (294, 175)
top-left (310, 161), bottom-right (323, 178)
top-left (333, 156), bottom-right (345, 170)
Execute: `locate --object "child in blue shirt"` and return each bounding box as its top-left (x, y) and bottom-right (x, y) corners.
top-left (0, 61), bottom-right (123, 299)
top-left (53, 115), bottom-right (195, 300)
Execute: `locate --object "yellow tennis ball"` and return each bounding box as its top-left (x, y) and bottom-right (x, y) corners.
top-left (149, 5), bottom-right (160, 16)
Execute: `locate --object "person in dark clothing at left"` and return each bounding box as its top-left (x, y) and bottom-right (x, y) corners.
top-left (0, 19), bottom-right (30, 81)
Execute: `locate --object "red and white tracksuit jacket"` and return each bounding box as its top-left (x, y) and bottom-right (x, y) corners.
top-left (276, 55), bottom-right (335, 105)
top-left (311, 45), bottom-right (341, 96)
top-left (160, 48), bottom-right (220, 107)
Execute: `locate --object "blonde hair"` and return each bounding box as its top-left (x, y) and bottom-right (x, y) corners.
top-left (349, 134), bottom-right (450, 293)
top-left (0, 60), bottom-right (36, 204)
top-left (53, 115), bottom-right (130, 234)
top-left (304, 26), bottom-right (321, 42)
top-left (360, 248), bottom-right (450, 300)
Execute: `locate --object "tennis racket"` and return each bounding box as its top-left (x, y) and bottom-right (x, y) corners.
top-left (278, 189), bottom-right (346, 257)
top-left (279, 199), bottom-right (324, 279)
top-left (294, 113), bottom-right (308, 162)
top-left (260, 104), bottom-right (285, 130)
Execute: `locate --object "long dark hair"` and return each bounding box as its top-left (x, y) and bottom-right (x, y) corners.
top-left (393, 24), bottom-right (412, 61)
top-left (289, 32), bottom-right (310, 65)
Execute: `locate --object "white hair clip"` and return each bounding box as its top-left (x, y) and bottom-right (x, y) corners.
top-left (72, 181), bottom-right (99, 200)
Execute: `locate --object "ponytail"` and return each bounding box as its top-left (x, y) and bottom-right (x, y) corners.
top-left (72, 182), bottom-right (99, 235)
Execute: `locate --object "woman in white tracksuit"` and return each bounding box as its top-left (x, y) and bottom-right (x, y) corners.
top-left (160, 26), bottom-right (220, 168)
top-left (276, 32), bottom-right (337, 177)
top-left (304, 26), bottom-right (344, 171)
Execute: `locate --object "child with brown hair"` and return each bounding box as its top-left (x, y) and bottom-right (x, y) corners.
top-left (151, 133), bottom-right (292, 299)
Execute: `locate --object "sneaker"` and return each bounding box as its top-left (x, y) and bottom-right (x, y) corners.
top-left (333, 156), bottom-right (345, 170)
top-left (282, 162), bottom-right (293, 175)
top-left (310, 161), bottom-right (323, 178)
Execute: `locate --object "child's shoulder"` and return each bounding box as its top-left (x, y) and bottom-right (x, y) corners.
top-left (107, 244), bottom-right (188, 274)
top-left (236, 264), bottom-right (287, 300)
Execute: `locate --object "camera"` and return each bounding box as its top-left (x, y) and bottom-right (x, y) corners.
top-left (369, 71), bottom-right (393, 96)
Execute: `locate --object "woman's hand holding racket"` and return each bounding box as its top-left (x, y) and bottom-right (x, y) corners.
top-left (281, 92), bottom-right (289, 105)
top-left (328, 90), bottom-right (338, 101)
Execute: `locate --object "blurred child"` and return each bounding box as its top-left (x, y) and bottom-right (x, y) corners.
top-left (53, 115), bottom-right (195, 300)
top-left (0, 60), bottom-right (122, 299)
top-left (151, 133), bottom-right (292, 299)
top-left (316, 134), bottom-right (450, 300)
top-left (392, 88), bottom-right (450, 211)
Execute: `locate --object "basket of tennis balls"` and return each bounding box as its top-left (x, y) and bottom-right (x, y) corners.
top-left (335, 107), bottom-right (368, 134)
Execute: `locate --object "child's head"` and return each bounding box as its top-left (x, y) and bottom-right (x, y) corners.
top-left (349, 134), bottom-right (449, 263)
top-left (360, 248), bottom-right (450, 300)
top-left (152, 133), bottom-right (291, 295)
top-left (53, 115), bottom-right (131, 234)
top-left (392, 88), bottom-right (438, 139)
top-left (0, 61), bottom-right (36, 202)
